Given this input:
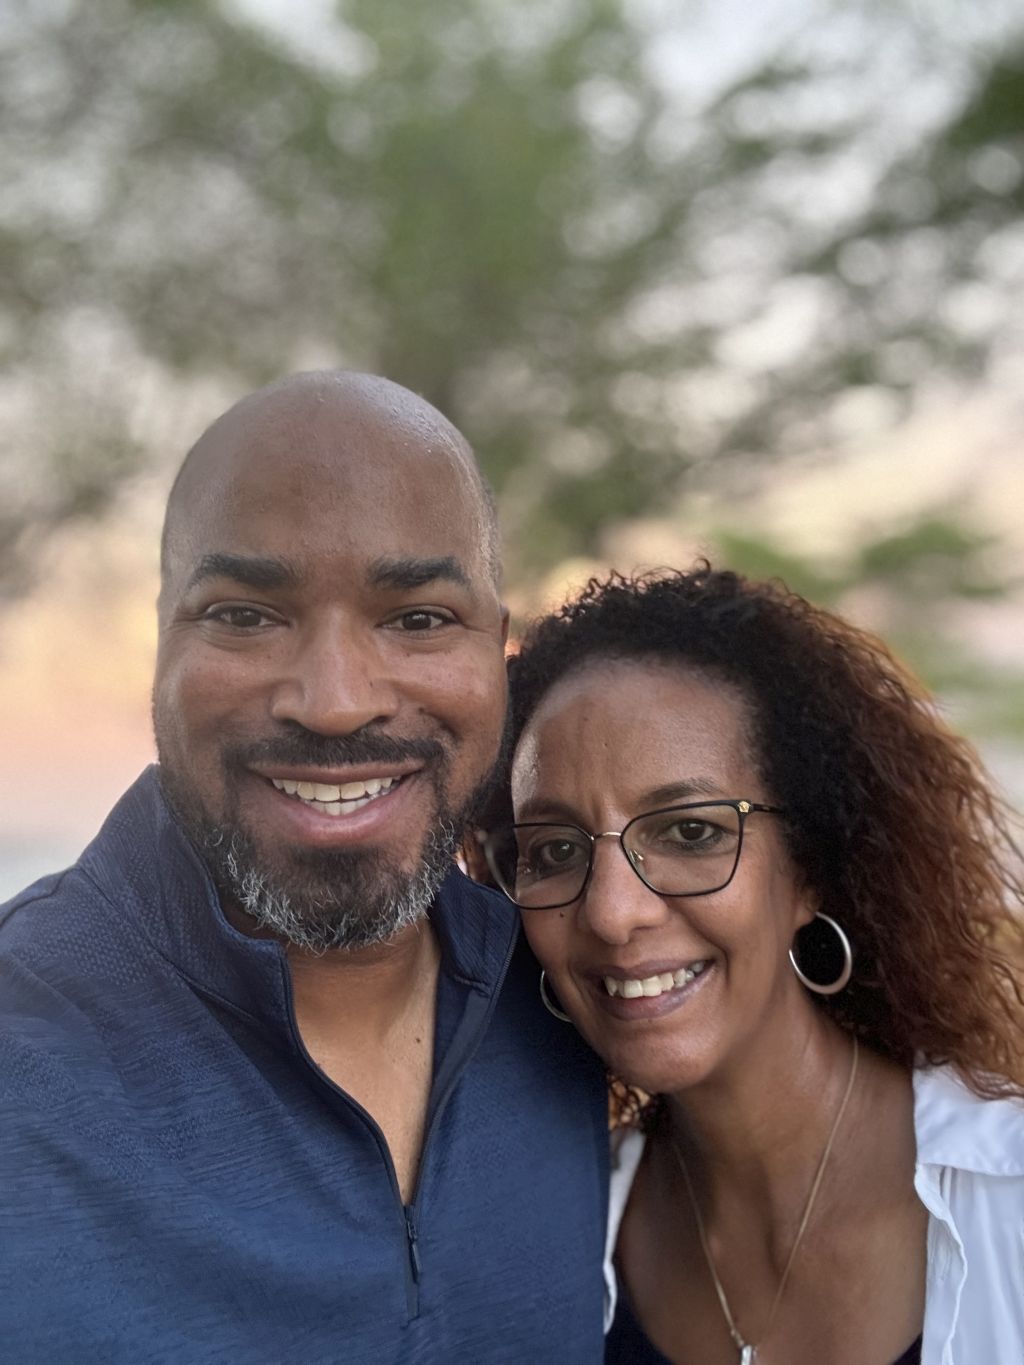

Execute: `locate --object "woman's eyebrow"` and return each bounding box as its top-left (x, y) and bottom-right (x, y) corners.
top-left (514, 797), bottom-right (584, 825)
top-left (514, 780), bottom-right (726, 826)
top-left (641, 778), bottom-right (726, 808)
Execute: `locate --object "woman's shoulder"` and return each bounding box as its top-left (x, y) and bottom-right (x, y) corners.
top-left (913, 1064), bottom-right (1024, 1178)
top-left (914, 1067), bottom-right (1024, 1358)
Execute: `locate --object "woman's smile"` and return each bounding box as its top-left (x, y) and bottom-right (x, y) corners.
top-left (590, 957), bottom-right (715, 1022)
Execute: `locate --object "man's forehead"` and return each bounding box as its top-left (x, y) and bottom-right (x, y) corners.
top-left (174, 464), bottom-right (482, 565)
top-left (203, 386), bottom-right (468, 486)
top-left (161, 372), bottom-right (499, 596)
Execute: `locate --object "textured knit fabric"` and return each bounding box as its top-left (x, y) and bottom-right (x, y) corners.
top-left (0, 768), bottom-right (608, 1364)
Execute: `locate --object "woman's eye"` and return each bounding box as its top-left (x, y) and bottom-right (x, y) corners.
top-left (537, 839), bottom-right (580, 867)
top-left (676, 821), bottom-right (714, 842)
top-left (661, 820), bottom-right (720, 848)
top-left (526, 838), bottom-right (588, 877)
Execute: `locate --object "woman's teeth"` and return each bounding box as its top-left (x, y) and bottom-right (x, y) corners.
top-left (603, 962), bottom-right (708, 999)
top-left (270, 775), bottom-right (400, 815)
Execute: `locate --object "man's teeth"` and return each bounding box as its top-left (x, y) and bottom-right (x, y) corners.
top-left (270, 775), bottom-right (400, 814)
top-left (603, 962), bottom-right (709, 999)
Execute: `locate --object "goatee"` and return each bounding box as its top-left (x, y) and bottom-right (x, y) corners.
top-left (157, 727), bottom-right (502, 953)
top-left (198, 817), bottom-right (459, 954)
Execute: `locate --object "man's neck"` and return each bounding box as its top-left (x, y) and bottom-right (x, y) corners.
top-left (285, 919), bottom-right (441, 1044)
top-left (286, 921), bottom-right (443, 1202)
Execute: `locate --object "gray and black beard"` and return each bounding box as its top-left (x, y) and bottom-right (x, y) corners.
top-left (201, 817), bottom-right (459, 954)
top-left (158, 725), bottom-right (505, 954)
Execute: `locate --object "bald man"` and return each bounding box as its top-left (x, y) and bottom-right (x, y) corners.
top-left (0, 374), bottom-right (607, 1364)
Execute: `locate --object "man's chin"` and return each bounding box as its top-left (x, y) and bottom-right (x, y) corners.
top-left (204, 824), bottom-right (457, 955)
top-left (156, 759), bottom-right (468, 952)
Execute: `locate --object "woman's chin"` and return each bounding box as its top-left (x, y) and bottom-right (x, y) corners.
top-left (596, 1039), bottom-right (714, 1100)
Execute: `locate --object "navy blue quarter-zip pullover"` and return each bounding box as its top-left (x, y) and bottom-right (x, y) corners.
top-left (0, 768), bottom-right (608, 1363)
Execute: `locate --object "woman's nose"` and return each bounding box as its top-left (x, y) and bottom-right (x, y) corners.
top-left (576, 835), bottom-right (672, 946)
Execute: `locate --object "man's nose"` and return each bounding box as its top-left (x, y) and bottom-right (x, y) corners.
top-left (576, 836), bottom-right (672, 946)
top-left (269, 619), bottom-right (401, 735)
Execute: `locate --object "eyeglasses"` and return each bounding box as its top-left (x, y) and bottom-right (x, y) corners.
top-left (484, 799), bottom-right (786, 910)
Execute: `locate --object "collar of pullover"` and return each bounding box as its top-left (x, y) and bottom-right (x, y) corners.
top-left (77, 766), bottom-right (519, 1043)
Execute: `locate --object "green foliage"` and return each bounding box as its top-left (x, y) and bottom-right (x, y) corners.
top-left (946, 52), bottom-right (1024, 149)
top-left (709, 531), bottom-right (842, 605)
top-left (855, 518), bottom-right (1006, 600)
top-left (2, 0), bottom-right (1023, 593)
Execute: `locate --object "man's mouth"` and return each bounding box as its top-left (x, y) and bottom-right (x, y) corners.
top-left (602, 960), bottom-right (710, 1000)
top-left (268, 774), bottom-right (404, 816)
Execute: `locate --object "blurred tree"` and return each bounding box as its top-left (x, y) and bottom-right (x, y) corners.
top-left (711, 509), bottom-right (1024, 740)
top-left (1, 0), bottom-right (1022, 595)
top-left (855, 518), bottom-right (1006, 604)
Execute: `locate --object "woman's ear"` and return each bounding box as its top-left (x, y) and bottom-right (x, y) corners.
top-left (790, 867), bottom-right (822, 935)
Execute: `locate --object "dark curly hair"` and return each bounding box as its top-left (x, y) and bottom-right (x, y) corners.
top-left (503, 563), bottom-right (1024, 1101)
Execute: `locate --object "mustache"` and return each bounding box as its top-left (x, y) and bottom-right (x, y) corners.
top-left (226, 730), bottom-right (449, 771)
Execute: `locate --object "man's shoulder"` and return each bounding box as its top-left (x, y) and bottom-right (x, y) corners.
top-left (0, 781), bottom-right (172, 1098)
top-left (0, 944), bottom-right (121, 1129)
top-left (0, 768), bottom-right (182, 980)
top-left (0, 859), bottom-right (116, 998)
top-left (1, 862), bottom-right (123, 1021)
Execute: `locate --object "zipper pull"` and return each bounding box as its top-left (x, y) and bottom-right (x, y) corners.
top-left (404, 1208), bottom-right (422, 1280)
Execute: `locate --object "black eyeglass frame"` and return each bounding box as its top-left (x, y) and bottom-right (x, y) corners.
top-left (485, 798), bottom-right (787, 910)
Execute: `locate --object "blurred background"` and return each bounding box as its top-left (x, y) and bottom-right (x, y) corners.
top-left (2, 0), bottom-right (1023, 897)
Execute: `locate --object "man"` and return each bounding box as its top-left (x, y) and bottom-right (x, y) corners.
top-left (0, 373), bottom-right (608, 1363)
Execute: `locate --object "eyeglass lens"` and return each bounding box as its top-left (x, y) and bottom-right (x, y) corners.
top-left (487, 803), bottom-right (745, 908)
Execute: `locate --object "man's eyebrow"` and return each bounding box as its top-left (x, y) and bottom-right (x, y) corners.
top-left (186, 553), bottom-right (302, 592)
top-left (367, 556), bottom-right (470, 590)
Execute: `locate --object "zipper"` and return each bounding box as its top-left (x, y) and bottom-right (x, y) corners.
top-left (404, 1206), bottom-right (422, 1316)
top-left (401, 919), bottom-right (522, 1317)
top-left (278, 916), bottom-right (521, 1325)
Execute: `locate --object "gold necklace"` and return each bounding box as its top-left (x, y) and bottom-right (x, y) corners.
top-left (672, 1036), bottom-right (859, 1365)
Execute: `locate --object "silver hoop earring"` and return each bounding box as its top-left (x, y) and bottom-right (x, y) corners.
top-left (789, 912), bottom-right (853, 995)
top-left (539, 970), bottom-right (572, 1022)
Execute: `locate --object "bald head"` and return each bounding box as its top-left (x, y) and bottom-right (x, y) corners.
top-left (160, 371), bottom-right (500, 598)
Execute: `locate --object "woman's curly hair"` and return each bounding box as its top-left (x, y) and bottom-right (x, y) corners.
top-left (503, 562), bottom-right (1024, 1101)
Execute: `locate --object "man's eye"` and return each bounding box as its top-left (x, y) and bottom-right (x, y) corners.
top-left (205, 606), bottom-right (271, 630)
top-left (393, 610), bottom-right (452, 631)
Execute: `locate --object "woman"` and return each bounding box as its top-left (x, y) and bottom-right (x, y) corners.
top-left (483, 565), bottom-right (1024, 1364)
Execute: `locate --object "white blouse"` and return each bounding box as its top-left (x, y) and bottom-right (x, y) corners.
top-left (604, 1066), bottom-right (1024, 1363)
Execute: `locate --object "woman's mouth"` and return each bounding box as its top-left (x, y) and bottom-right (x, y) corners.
top-left (603, 960), bottom-right (710, 999)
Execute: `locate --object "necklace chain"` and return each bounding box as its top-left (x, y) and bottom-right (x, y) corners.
top-left (671, 1036), bottom-right (859, 1363)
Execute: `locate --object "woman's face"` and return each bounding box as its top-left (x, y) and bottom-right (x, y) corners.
top-left (512, 656), bottom-right (818, 1095)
